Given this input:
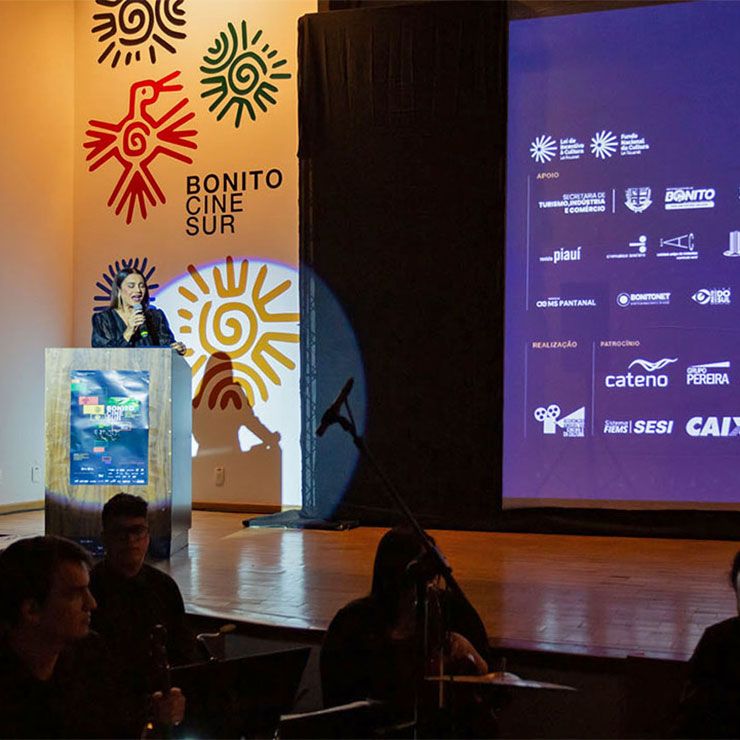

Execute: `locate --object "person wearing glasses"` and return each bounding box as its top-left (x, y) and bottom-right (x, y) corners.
top-left (89, 494), bottom-right (197, 710)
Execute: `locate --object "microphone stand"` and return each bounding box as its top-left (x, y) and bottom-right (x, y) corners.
top-left (321, 391), bottom-right (488, 737)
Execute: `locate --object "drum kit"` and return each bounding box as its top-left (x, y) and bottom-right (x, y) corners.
top-left (426, 670), bottom-right (576, 692)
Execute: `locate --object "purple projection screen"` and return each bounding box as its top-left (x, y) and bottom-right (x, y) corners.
top-left (504, 2), bottom-right (740, 509)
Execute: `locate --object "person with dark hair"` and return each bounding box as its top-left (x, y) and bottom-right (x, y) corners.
top-left (0, 535), bottom-right (184, 737)
top-left (90, 493), bottom-right (199, 708)
top-left (91, 266), bottom-right (186, 354)
top-left (320, 527), bottom-right (491, 733)
top-left (676, 550), bottom-right (740, 738)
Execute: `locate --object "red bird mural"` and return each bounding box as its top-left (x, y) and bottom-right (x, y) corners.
top-left (84, 70), bottom-right (198, 224)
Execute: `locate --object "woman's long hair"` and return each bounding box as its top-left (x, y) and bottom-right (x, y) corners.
top-left (370, 527), bottom-right (426, 624)
top-left (109, 268), bottom-right (150, 309)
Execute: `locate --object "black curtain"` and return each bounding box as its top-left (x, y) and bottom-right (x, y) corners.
top-left (298, 1), bottom-right (507, 528)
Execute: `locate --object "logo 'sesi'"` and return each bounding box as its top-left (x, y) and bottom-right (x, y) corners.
top-left (603, 419), bottom-right (673, 434)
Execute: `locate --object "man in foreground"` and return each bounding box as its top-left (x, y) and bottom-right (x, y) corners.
top-left (0, 535), bottom-right (184, 737)
top-left (677, 550), bottom-right (740, 738)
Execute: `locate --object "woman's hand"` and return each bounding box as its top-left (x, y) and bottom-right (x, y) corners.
top-left (150, 687), bottom-right (186, 727)
top-left (445, 631), bottom-right (488, 674)
top-left (170, 341), bottom-right (187, 356)
top-left (122, 311), bottom-right (146, 342)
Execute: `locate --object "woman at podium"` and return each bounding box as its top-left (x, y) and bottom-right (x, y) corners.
top-left (92, 267), bottom-right (186, 354)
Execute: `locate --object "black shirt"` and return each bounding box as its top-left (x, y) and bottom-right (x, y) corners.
top-left (321, 588), bottom-right (490, 710)
top-left (677, 616), bottom-right (740, 738)
top-left (91, 307), bottom-right (176, 348)
top-left (90, 561), bottom-right (199, 697)
top-left (0, 632), bottom-right (139, 738)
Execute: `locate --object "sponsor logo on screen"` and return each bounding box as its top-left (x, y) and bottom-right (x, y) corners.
top-left (616, 291), bottom-right (670, 307)
top-left (560, 138), bottom-right (585, 161)
top-left (603, 419), bottom-right (674, 434)
top-left (530, 132), bottom-right (648, 164)
top-left (534, 403), bottom-right (585, 437)
top-left (686, 416), bottom-right (740, 437)
top-left (604, 357), bottom-right (677, 388)
top-left (590, 130), bottom-right (618, 159)
top-left (530, 134), bottom-right (557, 164)
top-left (664, 186), bottom-right (715, 210)
top-left (536, 296), bottom-right (597, 309)
top-left (657, 232), bottom-right (697, 260)
top-left (620, 133), bottom-right (650, 156)
top-left (606, 234), bottom-right (648, 260)
top-left (538, 192), bottom-right (607, 215)
top-left (539, 246), bottom-right (582, 264)
top-left (724, 231), bottom-right (740, 257)
top-left (625, 187), bottom-right (652, 213)
top-left (691, 288), bottom-right (731, 306)
top-left (686, 362), bottom-right (731, 386)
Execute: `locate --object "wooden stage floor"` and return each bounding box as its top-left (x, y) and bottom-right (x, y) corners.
top-left (1, 509), bottom-right (737, 662)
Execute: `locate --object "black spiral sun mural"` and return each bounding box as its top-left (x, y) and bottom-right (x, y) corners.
top-left (93, 0), bottom-right (187, 68)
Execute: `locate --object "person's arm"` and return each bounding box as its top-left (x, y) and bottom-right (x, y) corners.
top-left (92, 311), bottom-right (130, 348)
top-left (320, 603), bottom-right (377, 708)
top-left (92, 310), bottom-right (147, 347)
top-left (151, 308), bottom-right (186, 355)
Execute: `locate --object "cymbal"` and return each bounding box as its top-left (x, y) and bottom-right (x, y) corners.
top-left (425, 671), bottom-right (576, 692)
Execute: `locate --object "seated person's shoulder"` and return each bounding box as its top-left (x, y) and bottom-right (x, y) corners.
top-left (694, 616), bottom-right (740, 653)
top-left (141, 562), bottom-right (183, 593)
top-left (324, 596), bottom-right (385, 648)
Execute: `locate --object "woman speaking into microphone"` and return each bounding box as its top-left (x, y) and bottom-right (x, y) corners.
top-left (92, 267), bottom-right (186, 355)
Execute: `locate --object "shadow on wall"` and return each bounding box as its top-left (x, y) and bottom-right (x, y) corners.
top-left (193, 353), bottom-right (282, 506)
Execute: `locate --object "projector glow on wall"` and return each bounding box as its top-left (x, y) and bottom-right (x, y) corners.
top-left (156, 256), bottom-right (302, 505)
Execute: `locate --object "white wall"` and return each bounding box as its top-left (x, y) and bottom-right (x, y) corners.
top-left (0, 2), bottom-right (75, 506)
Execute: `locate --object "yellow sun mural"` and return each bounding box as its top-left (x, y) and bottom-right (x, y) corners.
top-left (177, 255), bottom-right (299, 408)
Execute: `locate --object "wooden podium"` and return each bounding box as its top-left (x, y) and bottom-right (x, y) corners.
top-left (45, 348), bottom-right (192, 558)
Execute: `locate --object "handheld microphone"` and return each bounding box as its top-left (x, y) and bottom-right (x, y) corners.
top-left (133, 301), bottom-right (149, 338)
top-left (316, 378), bottom-right (354, 437)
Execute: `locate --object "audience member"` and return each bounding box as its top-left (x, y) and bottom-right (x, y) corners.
top-left (676, 550), bottom-right (740, 738)
top-left (0, 535), bottom-right (184, 737)
top-left (321, 527), bottom-right (492, 734)
top-left (90, 493), bottom-right (199, 701)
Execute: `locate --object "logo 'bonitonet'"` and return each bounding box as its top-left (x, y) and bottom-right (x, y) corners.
top-left (200, 21), bottom-right (292, 128)
top-left (93, 0), bottom-right (187, 68)
top-left (84, 71), bottom-right (198, 224)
